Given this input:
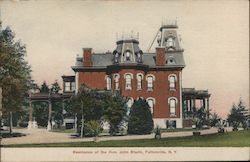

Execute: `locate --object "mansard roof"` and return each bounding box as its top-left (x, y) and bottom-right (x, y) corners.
top-left (72, 24), bottom-right (187, 71)
top-left (72, 50), bottom-right (185, 70)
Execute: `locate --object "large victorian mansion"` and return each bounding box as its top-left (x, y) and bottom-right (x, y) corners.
top-left (29, 23), bottom-right (211, 129)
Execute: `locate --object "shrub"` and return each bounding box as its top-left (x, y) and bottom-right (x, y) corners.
top-left (127, 98), bottom-right (154, 135)
top-left (84, 120), bottom-right (103, 137)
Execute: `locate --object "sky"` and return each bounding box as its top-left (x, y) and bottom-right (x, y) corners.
top-left (0, 0), bottom-right (249, 118)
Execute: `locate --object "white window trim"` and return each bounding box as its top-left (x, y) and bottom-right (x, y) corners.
top-left (168, 74), bottom-right (177, 91)
top-left (146, 74), bottom-right (155, 81)
top-left (136, 73), bottom-right (144, 80)
top-left (168, 97), bottom-right (178, 117)
top-left (105, 75), bottom-right (112, 90)
top-left (146, 74), bottom-right (155, 91)
top-left (124, 73), bottom-right (134, 79)
top-left (146, 97), bottom-right (156, 114)
top-left (136, 73), bottom-right (144, 90)
top-left (113, 73), bottom-right (120, 90)
top-left (124, 73), bottom-right (133, 90)
top-left (168, 74), bottom-right (177, 82)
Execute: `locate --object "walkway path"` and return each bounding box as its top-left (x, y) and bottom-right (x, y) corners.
top-left (1, 127), bottom-right (234, 145)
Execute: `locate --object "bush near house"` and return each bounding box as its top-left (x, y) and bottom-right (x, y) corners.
top-left (84, 120), bottom-right (103, 137)
top-left (127, 98), bottom-right (153, 135)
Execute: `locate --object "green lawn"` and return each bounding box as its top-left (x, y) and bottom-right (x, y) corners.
top-left (50, 129), bottom-right (76, 133)
top-left (2, 130), bottom-right (250, 147)
top-left (0, 130), bottom-right (26, 138)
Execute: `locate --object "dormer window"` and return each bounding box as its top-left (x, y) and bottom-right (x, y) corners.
top-left (137, 52), bottom-right (143, 63)
top-left (166, 37), bottom-right (175, 48)
top-left (115, 52), bottom-right (119, 63)
top-left (166, 58), bottom-right (176, 65)
top-left (125, 51), bottom-right (131, 61)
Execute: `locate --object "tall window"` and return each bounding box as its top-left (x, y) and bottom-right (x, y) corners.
top-left (166, 37), bottom-right (174, 47)
top-left (106, 76), bottom-right (112, 90)
top-left (169, 75), bottom-right (176, 89)
top-left (65, 82), bottom-right (71, 92)
top-left (147, 75), bottom-right (154, 91)
top-left (137, 74), bottom-right (143, 90)
top-left (125, 74), bottom-right (132, 90)
top-left (126, 97), bottom-right (134, 115)
top-left (169, 98), bottom-right (177, 116)
top-left (147, 98), bottom-right (155, 114)
top-left (114, 74), bottom-right (120, 90)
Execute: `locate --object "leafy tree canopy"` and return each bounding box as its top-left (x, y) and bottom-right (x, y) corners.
top-left (39, 81), bottom-right (49, 93)
top-left (128, 98), bottom-right (154, 135)
top-left (102, 92), bottom-right (127, 135)
top-left (51, 80), bottom-right (61, 93)
top-left (227, 99), bottom-right (247, 130)
top-left (0, 24), bottom-right (32, 116)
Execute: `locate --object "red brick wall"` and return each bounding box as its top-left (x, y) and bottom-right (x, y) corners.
top-left (78, 71), bottom-right (106, 90)
top-left (156, 47), bottom-right (165, 66)
top-left (77, 68), bottom-right (181, 118)
top-left (83, 48), bottom-right (93, 67)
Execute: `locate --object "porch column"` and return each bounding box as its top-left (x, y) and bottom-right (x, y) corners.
top-left (207, 98), bottom-right (210, 119)
top-left (27, 96), bottom-right (33, 129)
top-left (193, 98), bottom-right (196, 111)
top-left (62, 99), bottom-right (65, 127)
top-left (189, 99), bottom-right (192, 112)
top-left (47, 91), bottom-right (52, 131)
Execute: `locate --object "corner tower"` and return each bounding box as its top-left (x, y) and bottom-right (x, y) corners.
top-left (157, 24), bottom-right (182, 51)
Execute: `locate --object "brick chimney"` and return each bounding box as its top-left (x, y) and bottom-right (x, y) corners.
top-left (156, 47), bottom-right (165, 66)
top-left (83, 48), bottom-right (93, 67)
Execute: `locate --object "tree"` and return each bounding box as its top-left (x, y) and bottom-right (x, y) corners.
top-left (193, 106), bottom-right (207, 129)
top-left (51, 80), bottom-right (61, 93)
top-left (0, 25), bottom-right (32, 133)
top-left (32, 101), bottom-right (48, 127)
top-left (102, 92), bottom-right (127, 135)
top-left (50, 81), bottom-right (62, 128)
top-left (127, 98), bottom-right (153, 135)
top-left (31, 82), bottom-right (50, 127)
top-left (210, 112), bottom-right (221, 127)
top-left (227, 99), bottom-right (247, 131)
top-left (39, 81), bottom-right (49, 93)
top-left (68, 85), bottom-right (103, 137)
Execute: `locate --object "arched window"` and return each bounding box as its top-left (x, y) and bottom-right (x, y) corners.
top-left (114, 74), bottom-right (120, 90)
top-left (106, 75), bottom-right (112, 90)
top-left (126, 97), bottom-right (134, 115)
top-left (115, 52), bottom-right (119, 63)
top-left (166, 37), bottom-right (175, 47)
top-left (168, 74), bottom-right (177, 90)
top-left (136, 73), bottom-right (143, 90)
top-left (146, 74), bottom-right (155, 91)
top-left (169, 97), bottom-right (177, 116)
top-left (125, 51), bottom-right (131, 61)
top-left (146, 97), bottom-right (155, 114)
top-left (125, 74), bottom-right (132, 90)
